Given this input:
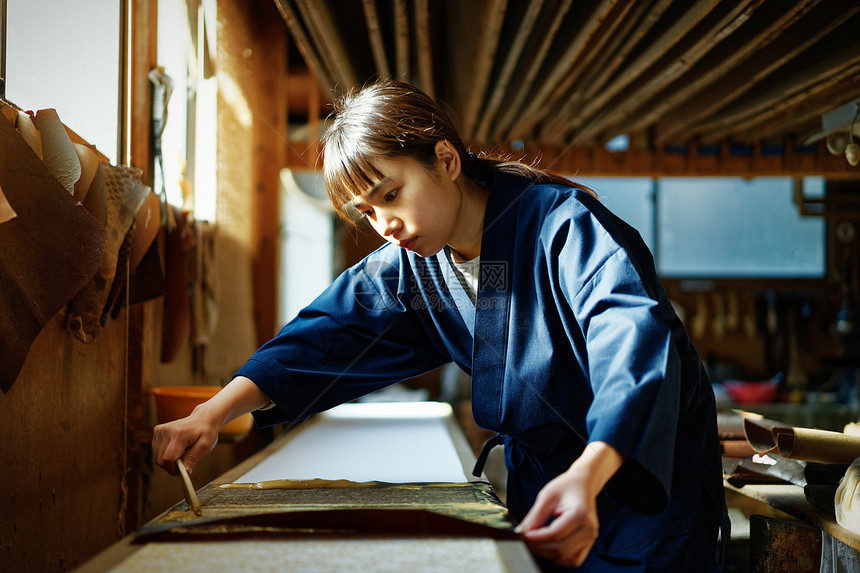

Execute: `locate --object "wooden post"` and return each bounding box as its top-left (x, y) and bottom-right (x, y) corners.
top-left (120, 0), bottom-right (157, 535)
top-left (251, 0), bottom-right (288, 344)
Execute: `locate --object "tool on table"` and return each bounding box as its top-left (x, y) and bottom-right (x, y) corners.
top-left (176, 458), bottom-right (202, 516)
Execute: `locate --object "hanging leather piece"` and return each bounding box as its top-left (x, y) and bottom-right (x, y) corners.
top-left (72, 142), bottom-right (101, 201)
top-left (0, 185), bottom-right (15, 224)
top-left (66, 163), bottom-right (150, 343)
top-left (190, 220), bottom-right (218, 348)
top-left (0, 106), bottom-right (106, 392)
top-left (30, 108), bottom-right (81, 195)
top-left (100, 224), bottom-right (136, 326)
top-left (13, 110), bottom-right (42, 159)
top-left (103, 189), bottom-right (165, 320)
top-left (127, 239), bottom-right (166, 306)
top-left (161, 205), bottom-right (193, 362)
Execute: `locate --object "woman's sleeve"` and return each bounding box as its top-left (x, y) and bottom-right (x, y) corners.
top-left (237, 251), bottom-right (451, 427)
top-left (563, 204), bottom-right (682, 514)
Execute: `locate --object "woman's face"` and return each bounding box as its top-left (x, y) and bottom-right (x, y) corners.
top-left (350, 152), bottom-right (462, 257)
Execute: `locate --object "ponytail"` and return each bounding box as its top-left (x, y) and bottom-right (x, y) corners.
top-left (463, 150), bottom-right (594, 194)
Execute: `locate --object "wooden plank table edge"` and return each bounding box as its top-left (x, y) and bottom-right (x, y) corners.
top-left (725, 480), bottom-right (860, 552)
top-left (75, 403), bottom-right (530, 572)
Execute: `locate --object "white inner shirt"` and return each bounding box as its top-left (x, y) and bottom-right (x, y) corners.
top-left (444, 246), bottom-right (479, 304)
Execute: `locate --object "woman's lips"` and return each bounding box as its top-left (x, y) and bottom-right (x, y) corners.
top-left (397, 237), bottom-right (417, 251)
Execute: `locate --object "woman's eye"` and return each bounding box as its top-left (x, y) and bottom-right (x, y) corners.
top-left (384, 189), bottom-right (398, 202)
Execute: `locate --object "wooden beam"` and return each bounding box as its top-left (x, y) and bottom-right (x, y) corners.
top-left (492, 0), bottom-right (575, 140)
top-left (537, 0), bottom-right (639, 143)
top-left (656, 2), bottom-right (860, 145)
top-left (413, 0), bottom-right (434, 97)
top-left (273, 0), bottom-right (336, 92)
top-left (718, 66), bottom-right (860, 145)
top-left (120, 0), bottom-right (157, 535)
top-left (569, 0), bottom-right (765, 145)
top-left (508, 140), bottom-right (860, 179)
top-left (362, 0), bottom-right (391, 79)
top-left (527, 0), bottom-right (659, 148)
top-left (741, 83), bottom-right (860, 144)
top-left (122, 0), bottom-right (155, 175)
top-left (506, 0), bottom-right (622, 140)
top-left (251, 0), bottom-right (288, 344)
top-left (294, 0), bottom-right (359, 89)
top-left (394, 0), bottom-right (410, 80)
top-left (460, 0), bottom-right (507, 139)
top-left (473, 0), bottom-right (545, 142)
top-left (697, 34), bottom-right (860, 144)
top-left (561, 0), bottom-right (722, 141)
top-left (293, 0), bottom-right (339, 87)
top-left (575, 0), bottom-right (675, 105)
top-left (623, 0), bottom-right (825, 142)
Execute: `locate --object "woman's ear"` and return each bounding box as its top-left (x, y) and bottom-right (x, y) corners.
top-left (434, 140), bottom-right (461, 181)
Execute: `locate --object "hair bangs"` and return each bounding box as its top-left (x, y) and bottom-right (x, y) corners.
top-left (323, 136), bottom-right (383, 218)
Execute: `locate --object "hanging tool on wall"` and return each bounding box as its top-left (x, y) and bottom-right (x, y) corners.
top-left (148, 67), bottom-right (174, 229)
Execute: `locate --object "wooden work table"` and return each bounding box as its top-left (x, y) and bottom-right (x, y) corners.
top-left (76, 401), bottom-right (538, 573)
top-left (726, 481), bottom-right (860, 553)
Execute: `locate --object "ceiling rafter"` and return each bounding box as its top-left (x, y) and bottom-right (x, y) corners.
top-left (539, 0), bottom-right (666, 148)
top-left (701, 52), bottom-right (860, 145)
top-left (473, 0), bottom-right (545, 143)
top-left (394, 0), bottom-right (410, 79)
top-left (622, 0), bottom-right (824, 144)
top-left (568, 0), bottom-right (765, 145)
top-left (293, 0), bottom-right (358, 89)
top-left (659, 6), bottom-right (860, 145)
top-left (414, 0), bottom-right (435, 98)
top-left (562, 0), bottom-right (723, 141)
top-left (505, 0), bottom-right (622, 141)
top-left (275, 0), bottom-right (860, 175)
top-left (490, 0), bottom-right (575, 141)
top-left (536, 0), bottom-right (640, 144)
top-left (460, 0), bottom-right (508, 139)
top-left (273, 0), bottom-right (335, 91)
top-left (361, 0), bottom-right (391, 80)
top-left (575, 0), bottom-right (676, 107)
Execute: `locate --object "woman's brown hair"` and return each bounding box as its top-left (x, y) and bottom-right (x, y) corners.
top-left (321, 79), bottom-right (582, 224)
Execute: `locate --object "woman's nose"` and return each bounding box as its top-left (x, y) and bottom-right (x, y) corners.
top-left (381, 215), bottom-right (401, 236)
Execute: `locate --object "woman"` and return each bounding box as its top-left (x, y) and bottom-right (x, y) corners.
top-left (152, 79), bottom-right (728, 571)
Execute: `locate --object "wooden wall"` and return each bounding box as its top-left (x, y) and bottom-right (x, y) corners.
top-left (0, 1), bottom-right (291, 571)
top-left (0, 311), bottom-right (129, 571)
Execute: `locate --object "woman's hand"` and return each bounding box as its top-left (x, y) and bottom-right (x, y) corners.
top-left (152, 407), bottom-right (221, 476)
top-left (516, 441), bottom-right (625, 568)
top-left (516, 469), bottom-right (599, 567)
top-left (151, 376), bottom-right (271, 475)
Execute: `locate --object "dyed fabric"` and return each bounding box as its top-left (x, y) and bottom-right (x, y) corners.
top-left (239, 171), bottom-right (727, 571)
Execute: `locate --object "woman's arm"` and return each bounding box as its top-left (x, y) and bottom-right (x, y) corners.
top-left (151, 376), bottom-right (270, 475)
top-left (516, 441), bottom-right (625, 568)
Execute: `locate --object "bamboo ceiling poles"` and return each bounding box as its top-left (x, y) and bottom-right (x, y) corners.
top-left (272, 0), bottom-right (860, 176)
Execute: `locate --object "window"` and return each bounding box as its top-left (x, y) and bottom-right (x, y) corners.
top-left (3, 0), bottom-right (121, 163)
top-left (157, 0), bottom-right (217, 220)
top-left (574, 176), bottom-right (825, 279)
top-left (658, 177), bottom-right (825, 278)
top-left (577, 177), bottom-right (655, 253)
